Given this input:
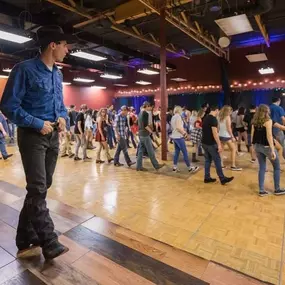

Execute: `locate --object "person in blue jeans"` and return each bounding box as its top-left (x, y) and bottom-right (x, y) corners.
top-left (171, 106), bottom-right (199, 173)
top-left (0, 111), bottom-right (13, 160)
top-left (113, 106), bottom-right (135, 167)
top-left (136, 101), bottom-right (165, 171)
top-left (202, 105), bottom-right (234, 185)
top-left (270, 97), bottom-right (285, 159)
top-left (252, 104), bottom-right (285, 197)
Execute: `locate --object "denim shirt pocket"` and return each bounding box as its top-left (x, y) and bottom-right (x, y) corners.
top-left (30, 78), bottom-right (51, 93)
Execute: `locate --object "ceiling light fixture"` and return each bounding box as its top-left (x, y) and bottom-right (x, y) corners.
top-left (3, 68), bottom-right (12, 73)
top-left (171, 78), bottom-right (187, 82)
top-left (137, 68), bottom-right (159, 75)
top-left (91, 85), bottom-right (106, 90)
top-left (215, 14), bottom-right (253, 36)
top-left (259, 67), bottom-right (274, 75)
top-left (73, 77), bottom-right (95, 83)
top-left (100, 73), bottom-right (122, 80)
top-left (62, 82), bottom-right (71, 85)
top-left (114, 84), bottom-right (128, 87)
top-left (70, 51), bottom-right (107, 62)
top-left (136, 80), bottom-right (152, 85)
top-left (246, 53), bottom-right (268, 62)
top-left (0, 30), bottom-right (32, 43)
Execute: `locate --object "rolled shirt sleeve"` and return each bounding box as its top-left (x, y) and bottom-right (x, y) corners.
top-left (0, 66), bottom-right (44, 130)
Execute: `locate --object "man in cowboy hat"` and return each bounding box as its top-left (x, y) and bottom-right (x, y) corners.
top-left (0, 26), bottom-right (76, 259)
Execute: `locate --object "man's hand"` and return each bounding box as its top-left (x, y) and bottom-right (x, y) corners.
top-left (58, 117), bottom-right (66, 132)
top-left (40, 121), bottom-right (54, 135)
top-left (271, 150), bottom-right (276, 160)
top-left (2, 131), bottom-right (7, 137)
top-left (116, 134), bottom-right (120, 141)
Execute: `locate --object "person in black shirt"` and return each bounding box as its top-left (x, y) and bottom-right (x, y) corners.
top-left (74, 104), bottom-right (91, 161)
top-left (252, 104), bottom-right (285, 196)
top-left (243, 105), bottom-right (256, 162)
top-left (202, 105), bottom-right (234, 185)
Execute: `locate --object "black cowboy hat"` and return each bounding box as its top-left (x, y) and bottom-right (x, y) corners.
top-left (37, 25), bottom-right (76, 46)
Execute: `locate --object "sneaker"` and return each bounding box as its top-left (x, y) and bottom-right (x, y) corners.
top-left (61, 154), bottom-right (69, 158)
top-left (221, 176), bottom-right (234, 185)
top-left (42, 240), bottom-right (69, 260)
top-left (108, 158), bottom-right (114, 163)
top-left (96, 160), bottom-right (105, 164)
top-left (114, 162), bottom-right (124, 167)
top-left (156, 163), bottom-right (166, 170)
top-left (128, 162), bottom-right (136, 167)
top-left (69, 153), bottom-right (75, 158)
top-left (189, 166), bottom-right (199, 173)
top-left (204, 178), bottom-right (217, 184)
top-left (173, 167), bottom-right (180, 172)
top-left (274, 189), bottom-right (285, 196)
top-left (3, 154), bottom-right (13, 160)
top-left (250, 159), bottom-right (256, 163)
top-left (74, 156), bottom-right (82, 161)
top-left (230, 166), bottom-right (242, 171)
top-left (259, 190), bottom-right (269, 197)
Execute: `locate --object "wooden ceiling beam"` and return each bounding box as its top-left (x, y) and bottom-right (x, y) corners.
top-left (137, 0), bottom-right (229, 60)
top-left (255, 15), bottom-right (270, 47)
top-left (44, 0), bottom-right (92, 19)
top-left (111, 25), bottom-right (190, 59)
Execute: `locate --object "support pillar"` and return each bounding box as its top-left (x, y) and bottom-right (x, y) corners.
top-left (160, 0), bottom-right (168, 161)
top-left (219, 57), bottom-right (231, 106)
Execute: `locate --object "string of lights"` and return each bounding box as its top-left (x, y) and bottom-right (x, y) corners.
top-left (117, 78), bottom-right (285, 95)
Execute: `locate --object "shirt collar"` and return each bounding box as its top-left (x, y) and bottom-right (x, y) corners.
top-left (35, 56), bottom-right (57, 73)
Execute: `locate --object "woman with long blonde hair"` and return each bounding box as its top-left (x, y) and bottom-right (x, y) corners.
top-left (218, 105), bottom-right (242, 171)
top-left (252, 104), bottom-right (285, 196)
top-left (95, 108), bottom-right (113, 164)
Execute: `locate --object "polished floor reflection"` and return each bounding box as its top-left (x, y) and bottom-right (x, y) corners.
top-left (0, 143), bottom-right (284, 284)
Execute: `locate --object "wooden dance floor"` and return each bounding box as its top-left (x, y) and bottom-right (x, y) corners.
top-left (0, 142), bottom-right (284, 285)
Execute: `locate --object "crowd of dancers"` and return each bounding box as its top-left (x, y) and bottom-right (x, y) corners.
top-left (37, 96), bottom-right (283, 196)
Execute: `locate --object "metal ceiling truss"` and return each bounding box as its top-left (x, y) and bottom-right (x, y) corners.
top-left (44, 0), bottom-right (190, 59)
top-left (137, 0), bottom-right (229, 60)
top-left (254, 15), bottom-right (270, 47)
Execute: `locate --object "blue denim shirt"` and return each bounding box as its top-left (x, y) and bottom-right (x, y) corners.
top-left (0, 57), bottom-right (67, 131)
top-left (270, 104), bottom-right (285, 135)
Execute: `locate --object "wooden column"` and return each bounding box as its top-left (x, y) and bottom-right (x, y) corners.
top-left (160, 0), bottom-right (167, 161)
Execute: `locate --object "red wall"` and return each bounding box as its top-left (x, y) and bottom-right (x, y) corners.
top-left (62, 86), bottom-right (114, 109)
top-left (0, 79), bottom-right (114, 110)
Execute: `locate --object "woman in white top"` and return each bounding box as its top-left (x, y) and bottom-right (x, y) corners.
top-left (218, 106), bottom-right (242, 171)
top-left (171, 106), bottom-right (199, 173)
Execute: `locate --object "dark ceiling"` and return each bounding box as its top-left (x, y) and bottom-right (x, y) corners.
top-left (0, 0), bottom-right (284, 88)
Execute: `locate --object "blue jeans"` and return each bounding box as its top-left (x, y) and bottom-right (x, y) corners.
top-left (173, 138), bottom-right (190, 167)
top-left (274, 130), bottom-right (285, 159)
top-left (107, 125), bottom-right (116, 149)
top-left (114, 137), bottom-right (131, 165)
top-left (7, 122), bottom-right (15, 140)
top-left (0, 136), bottom-right (8, 157)
top-left (137, 136), bottom-right (159, 170)
top-left (127, 129), bottom-right (137, 148)
top-left (255, 144), bottom-right (280, 191)
top-left (202, 144), bottom-right (225, 180)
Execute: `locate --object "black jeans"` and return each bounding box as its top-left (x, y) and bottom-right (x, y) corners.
top-left (16, 128), bottom-right (59, 249)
